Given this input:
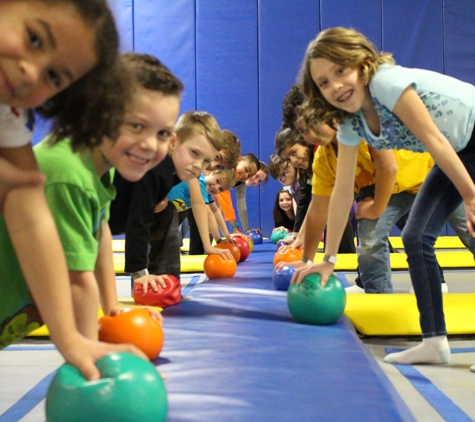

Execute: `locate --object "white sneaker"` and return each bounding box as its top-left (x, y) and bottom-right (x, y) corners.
top-left (409, 284), bottom-right (448, 294)
top-left (345, 284), bottom-right (365, 294)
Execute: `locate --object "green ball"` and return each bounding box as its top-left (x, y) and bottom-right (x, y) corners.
top-left (271, 228), bottom-right (287, 244)
top-left (287, 273), bottom-right (346, 325)
top-left (46, 352), bottom-right (167, 422)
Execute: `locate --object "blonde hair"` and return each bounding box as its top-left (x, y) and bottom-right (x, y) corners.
top-left (221, 129), bottom-right (242, 169)
top-left (298, 27), bottom-right (394, 129)
top-left (207, 169), bottom-right (236, 191)
top-left (175, 111), bottom-right (224, 151)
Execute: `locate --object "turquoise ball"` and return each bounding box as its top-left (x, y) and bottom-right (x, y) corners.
top-left (287, 273), bottom-right (346, 325)
top-left (46, 352), bottom-right (167, 422)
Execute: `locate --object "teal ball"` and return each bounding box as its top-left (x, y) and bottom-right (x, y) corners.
top-left (287, 273), bottom-right (346, 325)
top-left (46, 352), bottom-right (167, 422)
top-left (271, 228), bottom-right (288, 244)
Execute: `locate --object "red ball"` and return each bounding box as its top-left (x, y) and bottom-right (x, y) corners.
top-left (233, 236), bottom-right (250, 262)
top-left (133, 275), bottom-right (181, 308)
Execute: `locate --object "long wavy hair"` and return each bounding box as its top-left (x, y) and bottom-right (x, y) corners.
top-left (298, 27), bottom-right (394, 130)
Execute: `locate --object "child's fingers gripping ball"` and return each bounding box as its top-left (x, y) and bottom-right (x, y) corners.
top-left (271, 228), bottom-right (288, 244)
top-left (133, 275), bottom-right (181, 308)
top-left (287, 273), bottom-right (346, 325)
top-left (273, 247), bottom-right (303, 267)
top-left (98, 308), bottom-right (164, 360)
top-left (215, 241), bottom-right (241, 262)
top-left (46, 352), bottom-right (167, 422)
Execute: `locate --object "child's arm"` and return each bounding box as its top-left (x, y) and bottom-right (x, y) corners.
top-left (207, 205), bottom-right (222, 241)
top-left (355, 148), bottom-right (397, 220)
top-left (95, 223), bottom-right (162, 321)
top-left (2, 145), bottom-right (145, 379)
top-left (276, 194), bottom-right (328, 271)
top-left (394, 87), bottom-right (475, 233)
top-left (293, 144), bottom-right (359, 286)
top-left (235, 183), bottom-right (249, 232)
top-left (188, 178), bottom-right (233, 259)
top-left (209, 201), bottom-right (232, 241)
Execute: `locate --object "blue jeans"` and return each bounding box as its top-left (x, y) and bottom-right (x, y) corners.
top-left (402, 155), bottom-right (475, 338)
top-left (358, 191), bottom-right (415, 293)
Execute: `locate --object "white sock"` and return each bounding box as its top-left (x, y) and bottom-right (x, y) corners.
top-left (345, 285), bottom-right (365, 294)
top-left (384, 336), bottom-right (450, 365)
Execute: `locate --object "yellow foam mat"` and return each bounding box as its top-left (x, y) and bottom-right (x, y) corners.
top-left (27, 299), bottom-right (161, 337)
top-left (113, 238), bottom-right (191, 253)
top-left (312, 250), bottom-right (474, 271)
top-left (113, 254), bottom-right (205, 274)
top-left (389, 236), bottom-right (465, 249)
top-left (345, 293), bottom-right (475, 336)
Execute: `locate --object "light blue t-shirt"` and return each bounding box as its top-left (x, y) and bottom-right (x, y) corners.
top-left (338, 64), bottom-right (475, 153)
top-left (168, 174), bottom-right (213, 212)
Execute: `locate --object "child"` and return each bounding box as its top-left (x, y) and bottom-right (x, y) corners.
top-left (110, 111), bottom-right (232, 290)
top-left (273, 188), bottom-right (296, 232)
top-left (169, 169), bottom-right (237, 250)
top-left (207, 129), bottom-right (242, 171)
top-left (296, 27), bottom-right (475, 369)
top-left (0, 0), bottom-right (143, 380)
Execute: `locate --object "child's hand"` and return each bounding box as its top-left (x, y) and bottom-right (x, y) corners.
top-left (133, 274), bottom-right (168, 293)
top-left (291, 261), bottom-right (333, 286)
top-left (154, 197), bottom-right (169, 213)
top-left (207, 246), bottom-right (234, 259)
top-left (0, 157), bottom-right (45, 212)
top-left (355, 197), bottom-right (381, 220)
top-left (58, 332), bottom-right (149, 381)
top-left (109, 304), bottom-right (163, 323)
top-left (275, 259), bottom-right (305, 272)
top-left (272, 226), bottom-right (288, 233)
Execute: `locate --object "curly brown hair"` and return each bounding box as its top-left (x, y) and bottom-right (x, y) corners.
top-left (282, 85), bottom-right (305, 129)
top-left (36, 0), bottom-right (124, 149)
top-left (298, 27), bottom-right (394, 130)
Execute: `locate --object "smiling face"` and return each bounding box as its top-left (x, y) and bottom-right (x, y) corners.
top-left (276, 161), bottom-right (294, 186)
top-left (234, 158), bottom-right (258, 182)
top-left (92, 88), bottom-right (180, 181)
top-left (205, 172), bottom-right (230, 195)
top-left (0, 1), bottom-right (98, 108)
top-left (246, 169), bottom-right (267, 187)
top-left (170, 132), bottom-right (217, 182)
top-left (279, 191), bottom-right (293, 212)
top-left (280, 143), bottom-right (309, 169)
top-left (309, 57), bottom-right (368, 114)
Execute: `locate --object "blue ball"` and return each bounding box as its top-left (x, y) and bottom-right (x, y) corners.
top-left (276, 240), bottom-right (287, 249)
top-left (273, 265), bottom-right (297, 291)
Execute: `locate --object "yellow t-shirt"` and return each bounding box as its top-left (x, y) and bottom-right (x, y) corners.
top-left (311, 140), bottom-right (433, 196)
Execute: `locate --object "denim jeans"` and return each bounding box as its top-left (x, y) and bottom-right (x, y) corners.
top-left (402, 154), bottom-right (475, 338)
top-left (357, 191), bottom-right (415, 293)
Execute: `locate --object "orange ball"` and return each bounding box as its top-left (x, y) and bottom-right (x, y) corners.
top-left (215, 241), bottom-right (241, 263)
top-left (98, 308), bottom-right (164, 360)
top-left (204, 254), bottom-right (237, 279)
top-left (273, 247), bottom-right (304, 267)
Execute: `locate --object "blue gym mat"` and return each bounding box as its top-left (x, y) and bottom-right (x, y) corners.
top-left (159, 241), bottom-right (415, 421)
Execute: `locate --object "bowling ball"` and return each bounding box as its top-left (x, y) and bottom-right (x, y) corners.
top-left (273, 265), bottom-right (296, 291)
top-left (133, 275), bottom-right (181, 308)
top-left (287, 273), bottom-right (346, 325)
top-left (273, 248), bottom-right (303, 266)
top-left (233, 236), bottom-right (250, 262)
top-left (46, 352), bottom-right (167, 422)
top-left (215, 241), bottom-right (241, 262)
top-left (204, 254), bottom-right (237, 278)
top-left (98, 308), bottom-right (164, 360)
top-left (271, 228), bottom-right (288, 244)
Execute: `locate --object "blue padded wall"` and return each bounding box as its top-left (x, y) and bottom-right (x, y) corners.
top-left (257, 0), bottom-right (320, 235)
top-left (382, 0), bottom-right (443, 72)
top-left (195, 0), bottom-right (260, 228)
top-left (108, 0), bottom-right (134, 52)
top-left (134, 0), bottom-right (196, 114)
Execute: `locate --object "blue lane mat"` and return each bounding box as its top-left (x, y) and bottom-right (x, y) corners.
top-left (160, 241), bottom-right (415, 422)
